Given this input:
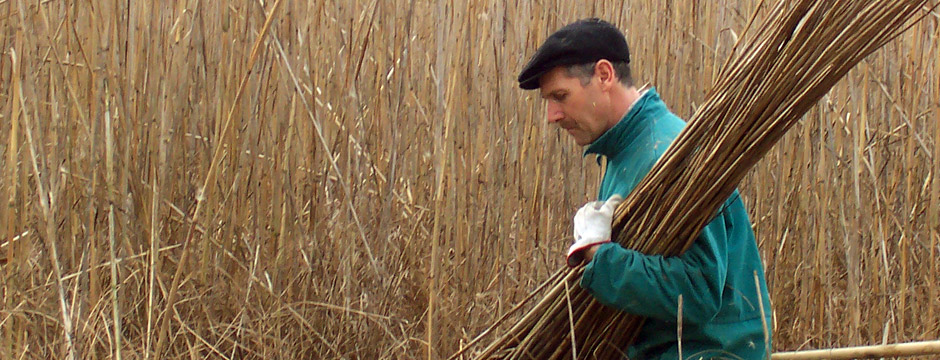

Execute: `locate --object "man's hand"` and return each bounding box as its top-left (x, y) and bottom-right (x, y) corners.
top-left (567, 195), bottom-right (623, 267)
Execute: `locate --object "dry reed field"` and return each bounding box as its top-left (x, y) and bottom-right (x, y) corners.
top-left (0, 0), bottom-right (938, 359)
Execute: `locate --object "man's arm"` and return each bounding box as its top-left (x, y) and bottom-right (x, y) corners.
top-left (579, 211), bottom-right (730, 324)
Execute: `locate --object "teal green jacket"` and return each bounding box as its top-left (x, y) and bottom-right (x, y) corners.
top-left (581, 88), bottom-right (772, 359)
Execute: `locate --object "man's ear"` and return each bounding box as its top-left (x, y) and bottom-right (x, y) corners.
top-left (594, 60), bottom-right (616, 90)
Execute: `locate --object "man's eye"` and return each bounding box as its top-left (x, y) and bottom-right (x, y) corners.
top-left (554, 94), bottom-right (567, 101)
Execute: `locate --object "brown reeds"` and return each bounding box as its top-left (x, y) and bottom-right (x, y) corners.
top-left (469, 1), bottom-right (937, 358)
top-left (1, 0), bottom-right (939, 358)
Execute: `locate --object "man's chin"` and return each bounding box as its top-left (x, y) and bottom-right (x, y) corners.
top-left (564, 129), bottom-right (595, 146)
top-left (574, 134), bottom-right (598, 146)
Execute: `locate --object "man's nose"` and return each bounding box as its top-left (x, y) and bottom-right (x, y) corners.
top-left (546, 102), bottom-right (564, 123)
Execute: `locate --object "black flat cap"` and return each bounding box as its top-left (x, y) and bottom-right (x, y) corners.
top-left (517, 18), bottom-right (630, 90)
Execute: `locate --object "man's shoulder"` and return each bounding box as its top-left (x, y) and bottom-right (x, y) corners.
top-left (650, 110), bottom-right (686, 138)
top-left (643, 112), bottom-right (685, 161)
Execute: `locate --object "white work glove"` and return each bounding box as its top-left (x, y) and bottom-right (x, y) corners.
top-left (567, 195), bottom-right (623, 267)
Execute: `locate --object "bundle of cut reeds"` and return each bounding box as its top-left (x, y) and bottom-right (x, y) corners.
top-left (455, 1), bottom-right (938, 358)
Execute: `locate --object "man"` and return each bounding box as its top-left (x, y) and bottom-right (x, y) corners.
top-left (518, 18), bottom-right (773, 359)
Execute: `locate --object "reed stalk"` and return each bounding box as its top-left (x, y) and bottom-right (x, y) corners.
top-left (771, 340), bottom-right (940, 360)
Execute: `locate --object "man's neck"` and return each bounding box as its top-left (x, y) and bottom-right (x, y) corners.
top-left (606, 85), bottom-right (642, 130)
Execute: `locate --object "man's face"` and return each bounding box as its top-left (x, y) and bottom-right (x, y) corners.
top-left (539, 66), bottom-right (608, 146)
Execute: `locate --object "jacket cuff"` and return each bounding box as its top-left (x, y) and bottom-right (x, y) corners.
top-left (580, 242), bottom-right (615, 289)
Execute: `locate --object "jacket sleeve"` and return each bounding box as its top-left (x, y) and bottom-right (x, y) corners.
top-left (579, 210), bottom-right (730, 324)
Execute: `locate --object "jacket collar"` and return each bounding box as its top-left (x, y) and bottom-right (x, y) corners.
top-left (584, 87), bottom-right (659, 158)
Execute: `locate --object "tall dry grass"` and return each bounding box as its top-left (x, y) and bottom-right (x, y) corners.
top-left (0, 0), bottom-right (937, 359)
